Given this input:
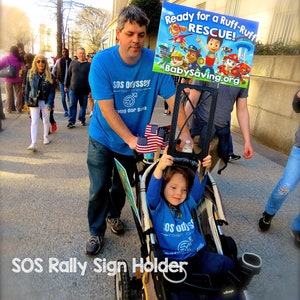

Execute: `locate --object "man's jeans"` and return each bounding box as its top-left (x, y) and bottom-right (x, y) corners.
top-left (68, 89), bottom-right (88, 124)
top-left (87, 137), bottom-right (135, 236)
top-left (59, 82), bottom-right (69, 114)
top-left (265, 145), bottom-right (300, 230)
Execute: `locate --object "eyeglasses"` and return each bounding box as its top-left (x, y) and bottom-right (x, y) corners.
top-left (36, 60), bottom-right (46, 64)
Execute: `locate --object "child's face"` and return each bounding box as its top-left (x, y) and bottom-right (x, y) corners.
top-left (164, 173), bottom-right (188, 206)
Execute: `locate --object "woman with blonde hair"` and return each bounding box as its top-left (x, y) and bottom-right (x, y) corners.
top-left (25, 54), bottom-right (55, 151)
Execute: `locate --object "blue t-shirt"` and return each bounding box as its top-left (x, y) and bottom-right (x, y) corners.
top-left (88, 46), bottom-right (176, 155)
top-left (147, 172), bottom-right (207, 260)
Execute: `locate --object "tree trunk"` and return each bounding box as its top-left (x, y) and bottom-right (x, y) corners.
top-left (56, 0), bottom-right (63, 57)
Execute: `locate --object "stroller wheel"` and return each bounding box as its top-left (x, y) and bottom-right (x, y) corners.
top-left (115, 259), bottom-right (131, 300)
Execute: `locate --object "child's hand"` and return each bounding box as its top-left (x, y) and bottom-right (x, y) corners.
top-left (157, 147), bottom-right (174, 170)
top-left (154, 147), bottom-right (174, 179)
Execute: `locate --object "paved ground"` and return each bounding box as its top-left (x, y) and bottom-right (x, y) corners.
top-left (0, 93), bottom-right (299, 300)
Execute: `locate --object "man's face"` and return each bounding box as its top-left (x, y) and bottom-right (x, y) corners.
top-left (116, 20), bottom-right (146, 64)
top-left (62, 49), bottom-right (69, 58)
top-left (77, 49), bottom-right (86, 61)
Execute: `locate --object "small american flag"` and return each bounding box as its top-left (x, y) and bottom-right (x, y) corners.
top-left (136, 136), bottom-right (159, 153)
top-left (145, 124), bottom-right (159, 136)
top-left (135, 124), bottom-right (171, 154)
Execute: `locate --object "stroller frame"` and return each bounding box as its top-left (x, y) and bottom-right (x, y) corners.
top-left (114, 83), bottom-right (262, 300)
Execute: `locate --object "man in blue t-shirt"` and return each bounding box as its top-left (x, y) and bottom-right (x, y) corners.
top-left (86, 6), bottom-right (191, 255)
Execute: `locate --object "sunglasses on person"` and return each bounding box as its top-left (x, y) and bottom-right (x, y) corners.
top-left (36, 60), bottom-right (46, 64)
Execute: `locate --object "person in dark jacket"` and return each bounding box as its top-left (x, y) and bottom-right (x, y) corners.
top-left (52, 48), bottom-right (72, 117)
top-left (0, 46), bottom-right (25, 113)
top-left (20, 53), bottom-right (35, 112)
top-left (65, 47), bottom-right (91, 128)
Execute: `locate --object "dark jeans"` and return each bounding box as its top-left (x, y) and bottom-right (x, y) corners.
top-left (68, 89), bottom-right (88, 124)
top-left (59, 82), bottom-right (69, 114)
top-left (170, 249), bottom-right (241, 300)
top-left (87, 137), bottom-right (136, 236)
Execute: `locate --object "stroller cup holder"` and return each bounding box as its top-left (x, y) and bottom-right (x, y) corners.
top-left (163, 267), bottom-right (187, 284)
top-left (240, 252), bottom-right (262, 275)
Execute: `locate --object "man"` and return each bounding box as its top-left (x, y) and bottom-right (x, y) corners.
top-left (65, 47), bottom-right (90, 127)
top-left (52, 48), bottom-right (72, 117)
top-left (185, 81), bottom-right (253, 173)
top-left (86, 6), bottom-right (191, 255)
top-left (16, 42), bottom-right (26, 63)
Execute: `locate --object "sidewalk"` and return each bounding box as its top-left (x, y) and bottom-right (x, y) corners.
top-left (0, 93), bottom-right (299, 300)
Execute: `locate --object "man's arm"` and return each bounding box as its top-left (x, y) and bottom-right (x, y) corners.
top-left (236, 97), bottom-right (253, 159)
top-left (166, 94), bottom-right (193, 148)
top-left (98, 100), bottom-right (138, 150)
top-left (184, 88), bottom-right (201, 119)
top-left (98, 94), bottom-right (193, 151)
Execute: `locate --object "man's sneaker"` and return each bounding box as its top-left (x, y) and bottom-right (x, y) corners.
top-left (229, 154), bottom-right (241, 162)
top-left (258, 211), bottom-right (275, 232)
top-left (67, 122), bottom-right (75, 128)
top-left (106, 217), bottom-right (125, 234)
top-left (80, 121), bottom-right (86, 126)
top-left (85, 235), bottom-right (103, 255)
top-left (291, 230), bottom-right (300, 249)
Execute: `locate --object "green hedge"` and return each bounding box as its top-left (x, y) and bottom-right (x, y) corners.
top-left (254, 41), bottom-right (300, 55)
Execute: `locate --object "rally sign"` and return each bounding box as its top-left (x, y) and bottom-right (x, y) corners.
top-left (114, 158), bottom-right (141, 226)
top-left (153, 2), bottom-right (259, 88)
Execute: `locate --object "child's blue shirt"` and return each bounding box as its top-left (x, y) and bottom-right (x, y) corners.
top-left (147, 172), bottom-right (207, 260)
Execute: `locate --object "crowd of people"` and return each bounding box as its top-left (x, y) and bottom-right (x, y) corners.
top-left (0, 5), bottom-right (299, 298)
top-left (0, 43), bottom-right (95, 151)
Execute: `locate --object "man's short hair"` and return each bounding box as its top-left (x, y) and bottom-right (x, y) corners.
top-left (117, 6), bottom-right (149, 31)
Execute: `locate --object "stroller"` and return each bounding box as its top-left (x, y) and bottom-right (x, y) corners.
top-left (114, 83), bottom-right (262, 300)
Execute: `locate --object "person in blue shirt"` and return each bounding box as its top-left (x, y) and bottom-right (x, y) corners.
top-left (147, 148), bottom-right (242, 299)
top-left (86, 6), bottom-right (192, 255)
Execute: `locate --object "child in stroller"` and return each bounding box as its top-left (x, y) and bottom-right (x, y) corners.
top-left (147, 147), bottom-right (241, 300)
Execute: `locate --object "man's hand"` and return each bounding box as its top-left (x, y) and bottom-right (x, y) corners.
top-left (243, 142), bottom-right (253, 159)
top-left (128, 136), bottom-right (138, 150)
